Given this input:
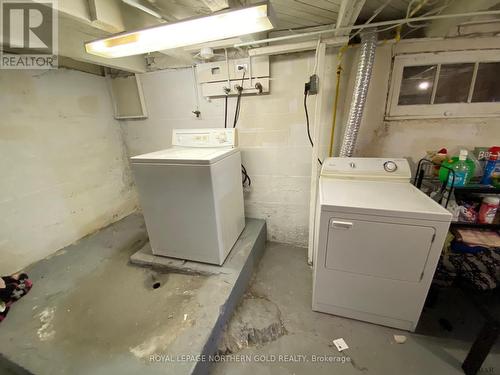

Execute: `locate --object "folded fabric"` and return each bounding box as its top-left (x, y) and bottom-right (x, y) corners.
top-left (451, 240), bottom-right (489, 254)
top-left (453, 228), bottom-right (500, 248)
top-left (0, 273), bottom-right (33, 323)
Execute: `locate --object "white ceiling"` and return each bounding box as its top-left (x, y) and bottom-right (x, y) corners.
top-left (140, 0), bottom-right (343, 29)
top-left (25, 0), bottom-right (500, 73)
top-left (268, 0), bottom-right (341, 29)
top-left (128, 0), bottom-right (500, 36)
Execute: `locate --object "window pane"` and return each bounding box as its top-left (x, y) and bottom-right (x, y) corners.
top-left (472, 62), bottom-right (500, 102)
top-left (434, 63), bottom-right (474, 104)
top-left (398, 65), bottom-right (437, 105)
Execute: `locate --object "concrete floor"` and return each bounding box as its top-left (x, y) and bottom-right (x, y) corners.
top-left (212, 242), bottom-right (500, 375)
top-left (0, 213), bottom-right (266, 375)
top-left (1, 218), bottom-right (498, 375)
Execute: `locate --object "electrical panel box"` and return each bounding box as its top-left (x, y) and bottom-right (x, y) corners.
top-left (196, 56), bottom-right (270, 97)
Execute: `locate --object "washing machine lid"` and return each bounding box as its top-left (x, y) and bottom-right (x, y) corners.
top-left (130, 147), bottom-right (238, 165)
top-left (319, 178), bottom-right (451, 222)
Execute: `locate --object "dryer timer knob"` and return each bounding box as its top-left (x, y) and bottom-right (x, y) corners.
top-left (384, 161), bottom-right (398, 172)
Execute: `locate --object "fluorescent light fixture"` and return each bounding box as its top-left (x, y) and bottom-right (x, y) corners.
top-left (85, 3), bottom-right (274, 58)
top-left (418, 81), bottom-right (430, 90)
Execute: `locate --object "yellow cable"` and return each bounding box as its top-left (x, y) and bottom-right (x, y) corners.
top-left (395, 24), bottom-right (401, 43)
top-left (328, 45), bottom-right (347, 157)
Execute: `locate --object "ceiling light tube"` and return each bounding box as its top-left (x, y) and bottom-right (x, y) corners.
top-left (85, 2), bottom-right (274, 58)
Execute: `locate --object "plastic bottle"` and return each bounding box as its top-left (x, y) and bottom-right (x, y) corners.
top-left (481, 146), bottom-right (500, 185)
top-left (448, 150), bottom-right (470, 187)
top-left (491, 165), bottom-right (500, 188)
top-left (478, 196), bottom-right (500, 224)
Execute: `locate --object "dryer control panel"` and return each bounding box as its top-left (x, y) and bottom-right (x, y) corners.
top-left (321, 157), bottom-right (411, 181)
top-left (172, 128), bottom-right (236, 148)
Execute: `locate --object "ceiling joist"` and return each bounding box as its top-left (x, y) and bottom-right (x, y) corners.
top-left (335, 0), bottom-right (366, 36)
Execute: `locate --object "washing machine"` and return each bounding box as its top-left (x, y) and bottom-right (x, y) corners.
top-left (312, 157), bottom-right (451, 331)
top-left (130, 128), bottom-right (245, 265)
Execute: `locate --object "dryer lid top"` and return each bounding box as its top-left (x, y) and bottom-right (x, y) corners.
top-left (319, 178), bottom-right (451, 222)
top-left (321, 157), bottom-right (411, 182)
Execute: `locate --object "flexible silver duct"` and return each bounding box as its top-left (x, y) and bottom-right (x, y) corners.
top-left (339, 31), bottom-right (377, 157)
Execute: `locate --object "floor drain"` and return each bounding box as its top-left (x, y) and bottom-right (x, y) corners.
top-left (151, 273), bottom-right (162, 290)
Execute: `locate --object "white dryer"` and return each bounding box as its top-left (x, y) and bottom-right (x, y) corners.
top-left (130, 128), bottom-right (245, 265)
top-left (312, 157), bottom-right (451, 331)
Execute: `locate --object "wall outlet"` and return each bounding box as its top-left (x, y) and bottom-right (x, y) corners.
top-left (236, 63), bottom-right (248, 72)
top-left (308, 74), bottom-right (319, 95)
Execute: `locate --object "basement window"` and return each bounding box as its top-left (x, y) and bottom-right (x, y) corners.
top-left (386, 50), bottom-right (500, 119)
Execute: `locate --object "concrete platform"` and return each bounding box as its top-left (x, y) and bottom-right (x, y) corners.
top-left (131, 244), bottom-right (231, 276)
top-left (0, 214), bottom-right (266, 375)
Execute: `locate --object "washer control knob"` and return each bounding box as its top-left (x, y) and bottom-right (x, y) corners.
top-left (349, 162), bottom-right (356, 169)
top-left (384, 161), bottom-right (398, 172)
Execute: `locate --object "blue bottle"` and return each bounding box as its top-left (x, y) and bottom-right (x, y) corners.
top-left (481, 156), bottom-right (498, 185)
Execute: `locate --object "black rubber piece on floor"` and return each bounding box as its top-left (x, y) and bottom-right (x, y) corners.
top-left (439, 318), bottom-right (454, 332)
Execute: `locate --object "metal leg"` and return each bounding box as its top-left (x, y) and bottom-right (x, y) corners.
top-left (462, 320), bottom-right (499, 375)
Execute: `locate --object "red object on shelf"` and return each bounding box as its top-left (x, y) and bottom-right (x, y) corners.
top-left (487, 146), bottom-right (500, 160)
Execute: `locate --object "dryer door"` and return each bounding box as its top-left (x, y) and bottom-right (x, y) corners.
top-left (325, 217), bottom-right (435, 282)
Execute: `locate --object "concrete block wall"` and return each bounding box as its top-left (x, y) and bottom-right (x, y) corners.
top-left (337, 38), bottom-right (500, 165)
top-left (0, 68), bottom-right (138, 274)
top-left (122, 53), bottom-right (323, 247)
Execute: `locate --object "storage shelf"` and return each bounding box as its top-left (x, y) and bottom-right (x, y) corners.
top-left (453, 185), bottom-right (500, 194)
top-left (451, 221), bottom-right (500, 229)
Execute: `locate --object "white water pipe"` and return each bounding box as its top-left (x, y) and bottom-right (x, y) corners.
top-left (235, 9), bottom-right (500, 48)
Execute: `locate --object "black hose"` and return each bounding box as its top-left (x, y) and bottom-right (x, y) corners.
top-left (233, 71), bottom-right (245, 128)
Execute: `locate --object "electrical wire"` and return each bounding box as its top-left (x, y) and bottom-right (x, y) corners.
top-left (241, 164), bottom-right (251, 186)
top-left (311, 37), bottom-right (321, 75)
top-left (406, 0), bottom-right (453, 28)
top-left (304, 92), bottom-right (314, 147)
top-left (303, 91), bottom-right (322, 166)
top-left (329, 64), bottom-right (342, 157)
top-left (328, 43), bottom-right (348, 158)
top-left (233, 95), bottom-right (242, 128)
top-left (349, 0), bottom-right (393, 41)
top-left (344, 0), bottom-right (453, 42)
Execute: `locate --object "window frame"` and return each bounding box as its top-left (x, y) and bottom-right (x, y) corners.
top-left (386, 49), bottom-right (500, 120)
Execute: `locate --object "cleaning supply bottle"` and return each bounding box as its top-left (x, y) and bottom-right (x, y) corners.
top-left (491, 164), bottom-right (500, 188)
top-left (478, 196), bottom-right (500, 224)
top-left (481, 146), bottom-right (500, 185)
top-left (449, 150), bottom-right (470, 187)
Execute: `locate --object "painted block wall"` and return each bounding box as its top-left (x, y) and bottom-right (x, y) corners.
top-left (123, 36), bottom-right (500, 248)
top-left (336, 37), bottom-right (500, 164)
top-left (0, 68), bottom-right (138, 274)
top-left (122, 53), bottom-right (331, 247)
